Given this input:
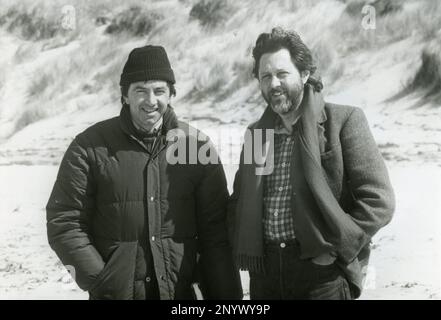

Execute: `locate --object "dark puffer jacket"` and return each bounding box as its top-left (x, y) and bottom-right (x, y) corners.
top-left (46, 106), bottom-right (242, 300)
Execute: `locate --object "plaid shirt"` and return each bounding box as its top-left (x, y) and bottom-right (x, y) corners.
top-left (263, 117), bottom-right (296, 241)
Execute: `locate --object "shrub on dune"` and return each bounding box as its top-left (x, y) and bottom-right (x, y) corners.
top-left (189, 0), bottom-right (235, 29)
top-left (104, 6), bottom-right (162, 37)
top-left (408, 48), bottom-right (441, 104)
top-left (0, 6), bottom-right (61, 41)
top-left (344, 0), bottom-right (402, 17)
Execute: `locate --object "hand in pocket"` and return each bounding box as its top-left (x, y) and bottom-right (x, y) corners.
top-left (311, 252), bottom-right (337, 266)
top-left (89, 242), bottom-right (138, 300)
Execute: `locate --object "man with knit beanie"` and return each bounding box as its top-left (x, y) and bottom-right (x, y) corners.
top-left (46, 45), bottom-right (242, 300)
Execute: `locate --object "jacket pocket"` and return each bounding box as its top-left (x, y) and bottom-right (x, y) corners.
top-left (320, 143), bottom-right (344, 198)
top-left (320, 143), bottom-right (341, 160)
top-left (89, 241), bottom-right (138, 300)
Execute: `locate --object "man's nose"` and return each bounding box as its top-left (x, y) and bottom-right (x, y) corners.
top-left (269, 76), bottom-right (281, 89)
top-left (144, 92), bottom-right (156, 106)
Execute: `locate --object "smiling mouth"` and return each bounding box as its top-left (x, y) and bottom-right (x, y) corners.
top-left (271, 94), bottom-right (285, 102)
top-left (140, 107), bottom-right (158, 114)
top-left (270, 90), bottom-right (285, 99)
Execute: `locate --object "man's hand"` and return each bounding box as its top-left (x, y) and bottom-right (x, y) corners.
top-left (311, 252), bottom-right (337, 266)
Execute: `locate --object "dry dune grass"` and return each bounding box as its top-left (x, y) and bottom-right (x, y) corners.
top-left (1, 0), bottom-right (440, 137)
top-left (410, 49), bottom-right (441, 104)
top-left (387, 40), bottom-right (441, 108)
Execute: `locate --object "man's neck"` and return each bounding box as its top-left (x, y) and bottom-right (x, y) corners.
top-left (278, 108), bottom-right (302, 134)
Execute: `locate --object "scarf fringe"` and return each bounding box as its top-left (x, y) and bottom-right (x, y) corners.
top-left (236, 254), bottom-right (266, 274)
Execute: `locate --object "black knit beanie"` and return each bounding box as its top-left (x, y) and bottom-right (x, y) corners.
top-left (120, 45), bottom-right (175, 86)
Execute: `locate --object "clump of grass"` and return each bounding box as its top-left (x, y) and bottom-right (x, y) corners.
top-left (15, 33), bottom-right (129, 135)
top-left (104, 6), bottom-right (162, 36)
top-left (333, 0), bottom-right (441, 54)
top-left (92, 55), bottom-right (125, 93)
top-left (215, 58), bottom-right (255, 102)
top-left (308, 39), bottom-right (347, 88)
top-left (20, 66), bottom-right (66, 130)
top-left (340, 0), bottom-right (403, 50)
top-left (189, 0), bottom-right (235, 29)
top-left (15, 108), bottom-right (49, 132)
top-left (345, 0), bottom-right (402, 18)
top-left (0, 6), bottom-right (64, 41)
top-left (408, 49), bottom-right (441, 104)
top-left (95, 16), bottom-right (110, 26)
top-left (371, 0), bottom-right (402, 16)
top-left (344, 0), bottom-right (366, 17)
top-left (184, 56), bottom-right (232, 102)
top-left (27, 72), bottom-right (53, 98)
top-left (387, 45), bottom-right (441, 106)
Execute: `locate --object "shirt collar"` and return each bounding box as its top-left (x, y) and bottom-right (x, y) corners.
top-left (150, 117), bottom-right (163, 135)
top-left (274, 115), bottom-right (300, 135)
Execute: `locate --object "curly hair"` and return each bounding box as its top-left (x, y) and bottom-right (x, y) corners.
top-left (252, 27), bottom-right (323, 92)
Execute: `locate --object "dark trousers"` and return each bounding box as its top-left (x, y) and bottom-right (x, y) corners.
top-left (250, 240), bottom-right (352, 300)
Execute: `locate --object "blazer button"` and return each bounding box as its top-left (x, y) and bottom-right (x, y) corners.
top-left (145, 276), bottom-right (151, 282)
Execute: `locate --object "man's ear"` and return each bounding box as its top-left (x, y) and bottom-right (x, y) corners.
top-left (122, 95), bottom-right (129, 105)
top-left (301, 70), bottom-right (310, 84)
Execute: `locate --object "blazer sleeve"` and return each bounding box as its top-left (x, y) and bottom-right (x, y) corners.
top-left (46, 135), bottom-right (105, 291)
top-left (338, 107), bottom-right (395, 262)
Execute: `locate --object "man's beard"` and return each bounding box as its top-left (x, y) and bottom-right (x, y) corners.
top-left (265, 83), bottom-right (304, 115)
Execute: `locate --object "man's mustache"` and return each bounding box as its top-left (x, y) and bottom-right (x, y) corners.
top-left (269, 87), bottom-right (286, 96)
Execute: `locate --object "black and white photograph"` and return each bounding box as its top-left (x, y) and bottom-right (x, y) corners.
top-left (0, 0), bottom-right (440, 301)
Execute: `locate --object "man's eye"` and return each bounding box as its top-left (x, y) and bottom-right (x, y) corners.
top-left (278, 72), bottom-right (289, 77)
top-left (155, 90), bottom-right (165, 95)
